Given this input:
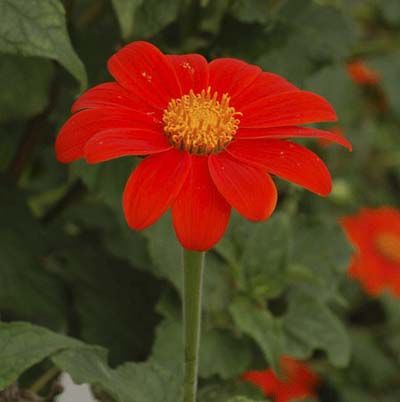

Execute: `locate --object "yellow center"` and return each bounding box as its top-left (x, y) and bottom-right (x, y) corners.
top-left (375, 233), bottom-right (400, 264)
top-left (163, 87), bottom-right (241, 155)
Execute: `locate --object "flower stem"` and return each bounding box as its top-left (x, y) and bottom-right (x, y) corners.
top-left (182, 249), bottom-right (205, 402)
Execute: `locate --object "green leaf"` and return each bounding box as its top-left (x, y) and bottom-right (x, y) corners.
top-left (377, 0), bottom-right (400, 26)
top-left (0, 0), bottom-right (87, 90)
top-left (0, 55), bottom-right (53, 122)
top-left (53, 346), bottom-right (183, 402)
top-left (0, 321), bottom-right (80, 390)
top-left (151, 317), bottom-right (251, 380)
top-left (258, 0), bottom-right (356, 84)
top-left (305, 65), bottom-right (361, 124)
top-left (0, 321), bottom-right (182, 402)
top-left (199, 0), bottom-right (230, 35)
top-left (111, 0), bottom-right (144, 39)
top-left (133, 0), bottom-right (180, 38)
top-left (229, 0), bottom-right (271, 24)
top-left (199, 329), bottom-right (252, 379)
top-left (0, 180), bottom-right (66, 327)
top-left (199, 381), bottom-right (264, 402)
top-left (288, 217), bottom-right (351, 301)
top-left (228, 397), bottom-right (265, 402)
top-left (144, 213), bottom-right (182, 290)
top-left (349, 332), bottom-right (398, 387)
top-left (370, 52), bottom-right (400, 118)
top-left (241, 213), bottom-right (290, 300)
top-left (230, 298), bottom-right (284, 373)
top-left (280, 0), bottom-right (356, 61)
top-left (150, 318), bottom-right (183, 372)
top-left (283, 292), bottom-right (350, 367)
top-left (54, 234), bottom-right (161, 365)
top-left (71, 157), bottom-right (135, 210)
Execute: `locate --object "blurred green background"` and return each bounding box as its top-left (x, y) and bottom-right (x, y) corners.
top-left (0, 0), bottom-right (400, 401)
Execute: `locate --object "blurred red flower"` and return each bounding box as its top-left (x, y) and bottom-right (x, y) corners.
top-left (347, 60), bottom-right (380, 85)
top-left (341, 207), bottom-right (400, 296)
top-left (56, 41), bottom-right (350, 251)
top-left (243, 356), bottom-right (319, 402)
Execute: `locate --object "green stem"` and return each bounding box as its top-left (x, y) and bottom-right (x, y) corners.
top-left (29, 366), bottom-right (60, 394)
top-left (182, 249), bottom-right (205, 402)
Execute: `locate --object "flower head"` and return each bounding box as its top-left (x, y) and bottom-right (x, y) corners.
top-left (347, 60), bottom-right (380, 85)
top-left (56, 41), bottom-right (350, 251)
top-left (341, 207), bottom-right (400, 296)
top-left (242, 356), bottom-right (319, 402)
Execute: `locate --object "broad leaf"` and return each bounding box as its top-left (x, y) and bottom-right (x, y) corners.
top-left (111, 0), bottom-right (144, 39)
top-left (0, 0), bottom-right (87, 89)
top-left (230, 298), bottom-right (284, 373)
top-left (53, 346), bottom-right (183, 402)
top-left (0, 181), bottom-right (66, 328)
top-left (0, 322), bottom-right (79, 390)
top-left (0, 55), bottom-right (53, 122)
top-left (241, 213), bottom-right (290, 300)
top-left (283, 292), bottom-right (350, 367)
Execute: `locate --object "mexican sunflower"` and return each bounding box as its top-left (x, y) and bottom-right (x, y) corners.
top-left (317, 125), bottom-right (344, 148)
top-left (55, 41), bottom-right (351, 251)
top-left (347, 60), bottom-right (380, 85)
top-left (242, 356), bottom-right (319, 402)
top-left (341, 207), bottom-right (400, 297)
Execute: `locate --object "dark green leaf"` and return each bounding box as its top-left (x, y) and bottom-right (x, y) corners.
top-left (283, 292), bottom-right (350, 367)
top-left (55, 235), bottom-right (161, 365)
top-left (305, 65), bottom-right (361, 124)
top-left (111, 0), bottom-right (144, 39)
top-left (0, 55), bottom-right (53, 122)
top-left (229, 0), bottom-right (271, 24)
top-left (228, 398), bottom-right (265, 402)
top-left (0, 0), bottom-right (87, 89)
top-left (133, 0), bottom-right (180, 38)
top-left (370, 52), bottom-right (400, 118)
top-left (0, 181), bottom-right (66, 327)
top-left (230, 298), bottom-right (284, 372)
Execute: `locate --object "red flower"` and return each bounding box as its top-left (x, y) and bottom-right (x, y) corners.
top-left (243, 356), bottom-right (319, 402)
top-left (56, 41), bottom-right (350, 251)
top-left (317, 126), bottom-right (345, 148)
top-left (347, 60), bottom-right (380, 85)
top-left (341, 207), bottom-right (400, 296)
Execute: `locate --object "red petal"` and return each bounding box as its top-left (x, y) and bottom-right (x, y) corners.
top-left (123, 149), bottom-right (190, 230)
top-left (55, 108), bottom-right (160, 163)
top-left (232, 72), bottom-right (298, 109)
top-left (227, 139), bottom-right (332, 196)
top-left (208, 58), bottom-right (261, 100)
top-left (237, 126), bottom-right (352, 150)
top-left (240, 91), bottom-right (337, 128)
top-left (208, 152), bottom-right (277, 221)
top-left (172, 156), bottom-right (230, 251)
top-left (167, 54), bottom-right (209, 95)
top-left (108, 41), bottom-right (181, 110)
top-left (71, 83), bottom-right (157, 115)
top-left (84, 129), bottom-right (171, 163)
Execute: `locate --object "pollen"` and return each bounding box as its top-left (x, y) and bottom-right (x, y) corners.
top-left (163, 87), bottom-right (241, 155)
top-left (375, 233), bottom-right (400, 264)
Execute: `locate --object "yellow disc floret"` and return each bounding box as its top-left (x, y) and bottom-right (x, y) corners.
top-left (375, 233), bottom-right (400, 264)
top-left (163, 87), bottom-right (241, 155)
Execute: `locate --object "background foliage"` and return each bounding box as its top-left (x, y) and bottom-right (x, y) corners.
top-left (0, 0), bottom-right (400, 401)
